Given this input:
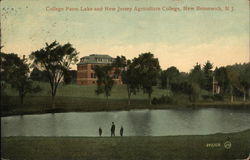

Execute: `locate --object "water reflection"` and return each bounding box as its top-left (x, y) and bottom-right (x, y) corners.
top-left (48, 114), bottom-right (56, 136)
top-left (1, 108), bottom-right (250, 137)
top-left (127, 110), bottom-right (152, 136)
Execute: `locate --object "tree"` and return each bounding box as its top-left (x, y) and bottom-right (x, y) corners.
top-left (0, 53), bottom-right (41, 105)
top-left (112, 56), bottom-right (137, 106)
top-left (226, 63), bottom-right (250, 102)
top-left (94, 65), bottom-right (114, 106)
top-left (202, 61), bottom-right (213, 91)
top-left (189, 63), bottom-right (204, 87)
top-left (159, 71), bottom-right (168, 89)
top-left (160, 66), bottom-right (180, 89)
top-left (214, 67), bottom-right (229, 94)
top-left (121, 60), bottom-right (140, 106)
top-left (64, 70), bottom-right (77, 84)
top-left (30, 41), bottom-right (78, 109)
top-left (112, 55), bottom-right (127, 82)
top-left (227, 70), bottom-right (240, 102)
top-left (30, 67), bottom-right (49, 82)
top-left (171, 80), bottom-right (199, 102)
top-left (132, 52), bottom-right (161, 105)
top-left (112, 56), bottom-right (127, 68)
top-left (112, 56), bottom-right (140, 106)
top-left (239, 63), bottom-right (250, 101)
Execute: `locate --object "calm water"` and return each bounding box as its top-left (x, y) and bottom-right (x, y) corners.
top-left (1, 108), bottom-right (250, 137)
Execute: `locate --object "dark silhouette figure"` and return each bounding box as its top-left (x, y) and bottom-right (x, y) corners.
top-left (111, 122), bottom-right (115, 136)
top-left (99, 127), bottom-right (102, 136)
top-left (120, 126), bottom-right (123, 136)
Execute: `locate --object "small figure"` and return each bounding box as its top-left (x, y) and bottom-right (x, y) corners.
top-left (99, 127), bottom-right (102, 136)
top-left (120, 126), bottom-right (123, 136)
top-left (111, 122), bottom-right (115, 137)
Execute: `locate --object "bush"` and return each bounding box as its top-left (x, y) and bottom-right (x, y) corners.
top-left (202, 94), bottom-right (224, 101)
top-left (152, 95), bottom-right (174, 105)
top-left (202, 95), bottom-right (214, 100)
top-left (213, 94), bottom-right (224, 101)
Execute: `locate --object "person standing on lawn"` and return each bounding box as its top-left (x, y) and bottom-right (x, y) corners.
top-left (120, 126), bottom-right (124, 136)
top-left (111, 122), bottom-right (115, 136)
top-left (99, 127), bottom-right (102, 136)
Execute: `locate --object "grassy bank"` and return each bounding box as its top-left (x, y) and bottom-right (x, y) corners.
top-left (3, 82), bottom-right (171, 99)
top-left (1, 96), bottom-right (250, 117)
top-left (1, 130), bottom-right (250, 160)
top-left (1, 83), bottom-right (249, 116)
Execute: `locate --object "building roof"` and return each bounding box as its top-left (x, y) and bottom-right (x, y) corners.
top-left (77, 54), bottom-right (114, 65)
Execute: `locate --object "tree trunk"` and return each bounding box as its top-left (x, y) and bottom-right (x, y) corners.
top-left (189, 94), bottom-right (192, 102)
top-left (51, 86), bottom-right (58, 109)
top-left (20, 95), bottom-right (24, 105)
top-left (230, 85), bottom-right (233, 103)
top-left (128, 93), bottom-right (131, 106)
top-left (231, 95), bottom-right (234, 103)
top-left (249, 89), bottom-right (250, 100)
top-left (19, 90), bottom-right (24, 105)
top-left (127, 87), bottom-right (131, 106)
top-left (243, 89), bottom-right (246, 101)
top-left (167, 77), bottom-right (169, 90)
top-left (52, 95), bottom-right (56, 109)
top-left (148, 93), bottom-right (152, 105)
top-left (106, 96), bottom-right (109, 107)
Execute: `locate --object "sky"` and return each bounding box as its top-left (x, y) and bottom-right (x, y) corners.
top-left (1, 0), bottom-right (249, 72)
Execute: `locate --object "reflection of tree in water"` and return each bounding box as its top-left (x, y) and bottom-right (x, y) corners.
top-left (18, 115), bottom-right (25, 136)
top-left (91, 112), bottom-right (112, 125)
top-left (18, 114), bottom-right (57, 136)
top-left (127, 110), bottom-right (152, 136)
top-left (168, 109), bottom-right (200, 132)
top-left (167, 109), bottom-right (238, 135)
top-left (169, 109), bottom-right (199, 121)
top-left (48, 114), bottom-right (57, 136)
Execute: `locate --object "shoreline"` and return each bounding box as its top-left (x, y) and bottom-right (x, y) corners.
top-left (1, 102), bottom-right (249, 117)
top-left (2, 129), bottom-right (250, 160)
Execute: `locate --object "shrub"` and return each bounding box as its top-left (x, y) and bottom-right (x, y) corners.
top-left (202, 95), bottom-right (214, 100)
top-left (202, 94), bottom-right (224, 101)
top-left (213, 94), bottom-right (224, 101)
top-left (152, 95), bottom-right (174, 105)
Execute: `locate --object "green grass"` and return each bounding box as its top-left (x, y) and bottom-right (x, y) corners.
top-left (4, 82), bottom-right (170, 99)
top-left (1, 129), bottom-right (250, 160)
top-left (2, 82), bottom-right (249, 116)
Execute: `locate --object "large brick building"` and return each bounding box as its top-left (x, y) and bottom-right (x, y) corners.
top-left (76, 54), bottom-right (123, 85)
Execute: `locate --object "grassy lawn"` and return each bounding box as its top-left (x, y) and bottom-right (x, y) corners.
top-left (2, 82), bottom-right (250, 116)
top-left (1, 129), bottom-right (250, 160)
top-left (4, 82), bottom-right (171, 99)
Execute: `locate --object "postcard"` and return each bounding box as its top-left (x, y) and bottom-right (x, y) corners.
top-left (1, 0), bottom-right (250, 159)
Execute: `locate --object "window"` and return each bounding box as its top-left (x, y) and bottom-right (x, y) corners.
top-left (83, 58), bottom-right (89, 62)
top-left (83, 65), bottom-right (87, 70)
top-left (103, 59), bottom-right (108, 62)
top-left (96, 58), bottom-right (102, 62)
top-left (78, 72), bottom-right (83, 78)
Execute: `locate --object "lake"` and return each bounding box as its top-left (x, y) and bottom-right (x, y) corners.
top-left (1, 108), bottom-right (250, 137)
